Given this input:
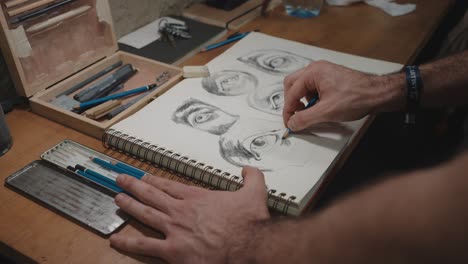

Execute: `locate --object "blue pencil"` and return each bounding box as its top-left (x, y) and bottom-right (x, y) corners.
top-left (202, 32), bottom-right (251, 52)
top-left (69, 166), bottom-right (124, 193)
top-left (91, 157), bottom-right (133, 175)
top-left (78, 170), bottom-right (123, 193)
top-left (74, 84), bottom-right (157, 110)
top-left (91, 157), bottom-right (144, 179)
top-left (114, 162), bottom-right (145, 178)
top-left (282, 95), bottom-right (319, 139)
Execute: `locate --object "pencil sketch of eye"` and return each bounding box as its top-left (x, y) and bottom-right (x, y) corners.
top-left (237, 49), bottom-right (313, 75)
top-left (248, 82), bottom-right (284, 116)
top-left (201, 70), bottom-right (259, 96)
top-left (218, 118), bottom-right (318, 171)
top-left (172, 98), bottom-right (239, 136)
top-left (219, 129), bottom-right (288, 171)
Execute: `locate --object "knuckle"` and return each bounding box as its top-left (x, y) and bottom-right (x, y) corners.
top-left (185, 186), bottom-right (202, 196)
top-left (159, 180), bottom-right (172, 193)
top-left (143, 206), bottom-right (155, 218)
top-left (142, 185), bottom-right (155, 197)
top-left (165, 240), bottom-right (178, 256)
top-left (134, 237), bottom-right (147, 249)
top-left (312, 60), bottom-right (329, 70)
top-left (141, 174), bottom-right (152, 184)
top-left (172, 200), bottom-right (188, 214)
top-left (315, 59), bottom-right (328, 65)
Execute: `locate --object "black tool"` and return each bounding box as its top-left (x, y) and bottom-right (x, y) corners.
top-left (74, 64), bottom-right (136, 102)
top-left (57, 61), bottom-right (123, 97)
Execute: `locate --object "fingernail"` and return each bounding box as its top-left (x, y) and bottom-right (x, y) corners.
top-left (115, 193), bottom-right (124, 204)
top-left (116, 174), bottom-right (125, 184)
top-left (110, 234), bottom-right (119, 242)
top-left (288, 118), bottom-right (297, 132)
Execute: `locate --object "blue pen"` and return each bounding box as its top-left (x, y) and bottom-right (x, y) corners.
top-left (74, 84), bottom-right (157, 110)
top-left (91, 157), bottom-right (144, 179)
top-left (282, 95), bottom-right (319, 139)
top-left (202, 32), bottom-right (251, 52)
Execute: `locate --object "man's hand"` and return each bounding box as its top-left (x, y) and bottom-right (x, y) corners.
top-left (110, 167), bottom-right (270, 263)
top-left (283, 61), bottom-right (406, 131)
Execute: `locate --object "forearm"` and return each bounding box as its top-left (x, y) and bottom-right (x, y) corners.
top-left (420, 50), bottom-right (468, 107)
top-left (245, 152), bottom-right (468, 263)
top-left (376, 50), bottom-right (468, 112)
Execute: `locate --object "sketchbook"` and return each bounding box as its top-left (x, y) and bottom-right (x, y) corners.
top-left (103, 32), bottom-right (403, 216)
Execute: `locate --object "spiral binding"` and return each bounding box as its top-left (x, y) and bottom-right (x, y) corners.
top-left (103, 129), bottom-right (297, 215)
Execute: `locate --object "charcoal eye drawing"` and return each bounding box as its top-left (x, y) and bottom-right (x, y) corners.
top-left (248, 82), bottom-right (284, 116)
top-left (172, 98), bottom-right (307, 171)
top-left (172, 98), bottom-right (239, 136)
top-left (201, 70), bottom-right (259, 96)
top-left (237, 49), bottom-right (313, 75)
top-left (218, 118), bottom-right (316, 171)
top-left (219, 129), bottom-right (287, 171)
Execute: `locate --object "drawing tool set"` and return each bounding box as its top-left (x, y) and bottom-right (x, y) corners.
top-left (49, 58), bottom-right (171, 119)
top-left (5, 140), bottom-right (148, 235)
top-left (0, 0), bottom-right (184, 139)
top-left (74, 71), bottom-right (171, 111)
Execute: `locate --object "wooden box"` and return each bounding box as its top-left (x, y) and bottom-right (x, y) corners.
top-left (0, 0), bottom-right (183, 138)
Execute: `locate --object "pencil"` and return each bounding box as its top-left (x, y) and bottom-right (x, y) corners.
top-left (68, 165), bottom-right (124, 193)
top-left (201, 32), bottom-right (251, 52)
top-left (114, 162), bottom-right (145, 178)
top-left (282, 95), bottom-right (319, 139)
top-left (90, 157), bottom-right (144, 179)
top-left (74, 84), bottom-right (156, 110)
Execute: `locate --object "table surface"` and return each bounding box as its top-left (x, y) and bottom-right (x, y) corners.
top-left (0, 1), bottom-right (454, 263)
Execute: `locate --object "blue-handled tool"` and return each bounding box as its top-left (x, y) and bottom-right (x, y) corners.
top-left (74, 84), bottom-right (157, 110)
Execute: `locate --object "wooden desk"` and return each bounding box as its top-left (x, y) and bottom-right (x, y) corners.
top-left (0, 1), bottom-right (454, 263)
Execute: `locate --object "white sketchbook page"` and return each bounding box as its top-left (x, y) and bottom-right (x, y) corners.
top-left (111, 32), bottom-right (403, 206)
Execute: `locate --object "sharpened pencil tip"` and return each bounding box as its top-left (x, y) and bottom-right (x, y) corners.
top-left (282, 128), bottom-right (291, 140)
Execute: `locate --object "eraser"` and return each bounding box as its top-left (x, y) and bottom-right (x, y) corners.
top-left (183, 66), bottom-right (210, 78)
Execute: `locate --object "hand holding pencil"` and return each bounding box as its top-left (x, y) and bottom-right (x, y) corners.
top-left (283, 61), bottom-right (399, 133)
